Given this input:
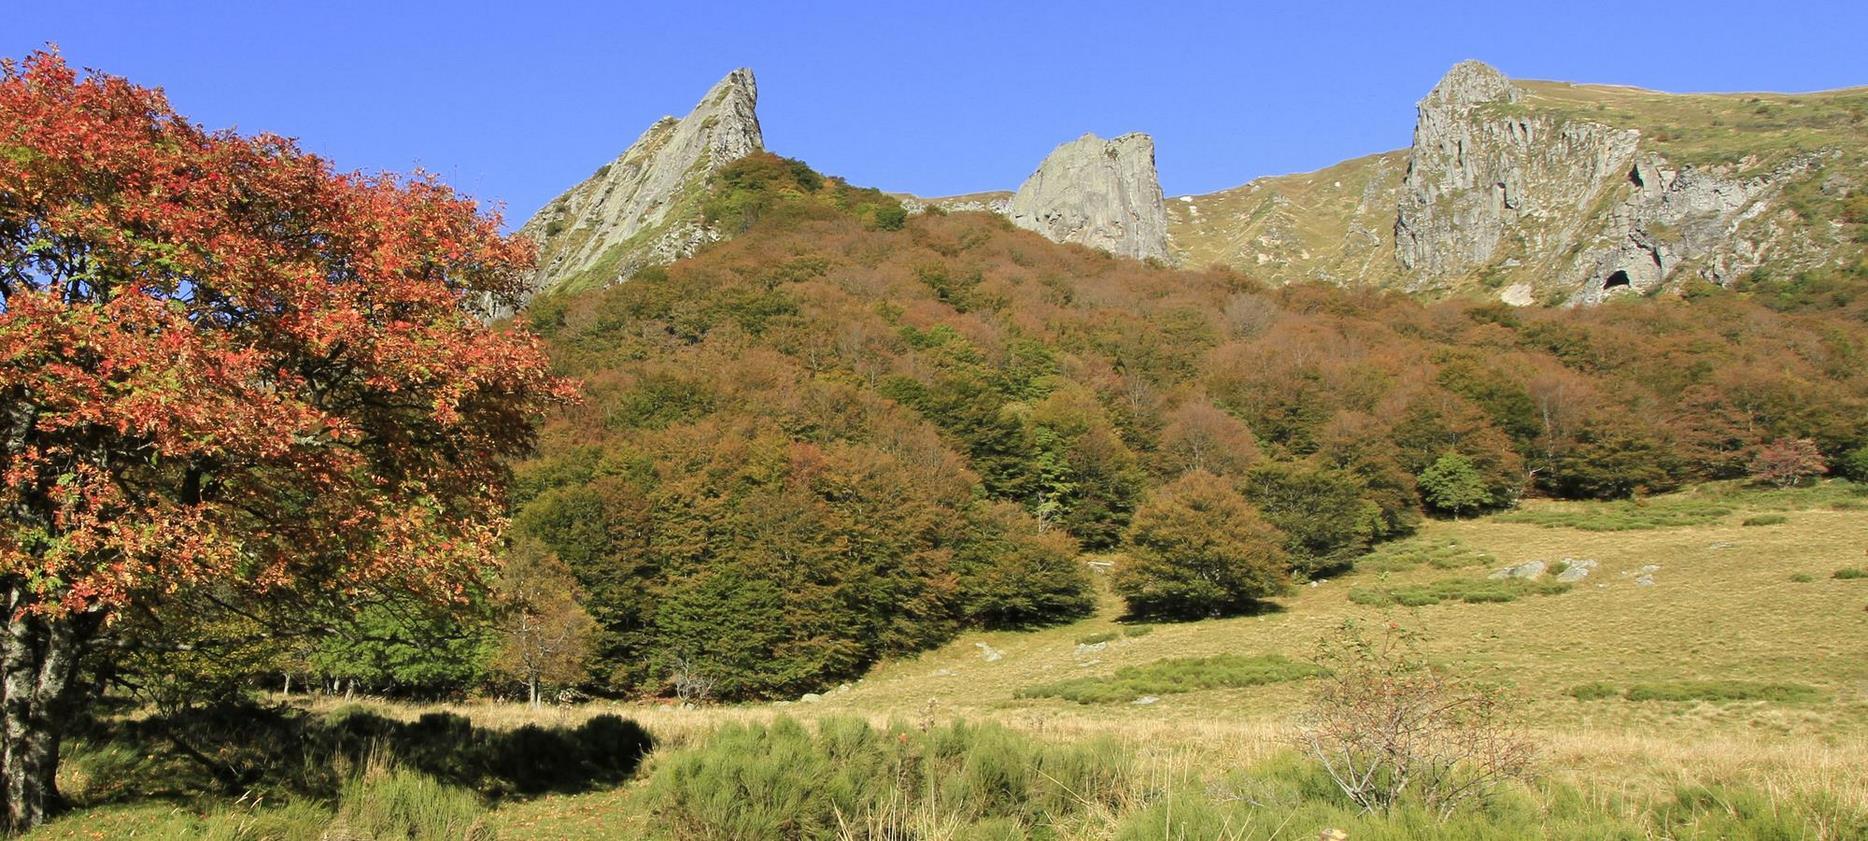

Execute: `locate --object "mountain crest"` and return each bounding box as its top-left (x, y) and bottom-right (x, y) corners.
top-left (516, 68), bottom-right (763, 302)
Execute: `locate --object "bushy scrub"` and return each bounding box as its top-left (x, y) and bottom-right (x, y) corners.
top-left (1018, 654), bottom-right (1326, 704)
top-left (642, 717), bottom-right (1131, 840)
top-left (333, 766), bottom-right (493, 841)
top-left (1567, 680), bottom-right (1821, 703)
top-left (1348, 577), bottom-right (1572, 607)
top-left (1495, 499), bottom-right (1732, 531)
top-left (1354, 537), bottom-right (1497, 573)
top-left (1113, 471), bottom-right (1290, 619)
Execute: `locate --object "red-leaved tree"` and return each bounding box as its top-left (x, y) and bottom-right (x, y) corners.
top-left (0, 51), bottom-right (571, 829)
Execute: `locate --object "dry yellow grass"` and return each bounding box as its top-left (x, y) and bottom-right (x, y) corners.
top-left (323, 484), bottom-right (1868, 837)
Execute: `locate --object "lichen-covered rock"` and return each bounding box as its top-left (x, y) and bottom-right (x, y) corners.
top-left (515, 68), bottom-right (763, 305)
top-left (1008, 132), bottom-right (1172, 262)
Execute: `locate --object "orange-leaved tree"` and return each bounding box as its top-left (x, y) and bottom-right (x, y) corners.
top-left (0, 51), bottom-right (572, 830)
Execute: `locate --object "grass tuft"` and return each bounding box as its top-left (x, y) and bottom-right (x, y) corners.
top-left (1017, 654), bottom-right (1326, 704)
top-left (1348, 577), bottom-right (1572, 607)
top-left (1741, 514), bottom-right (1789, 527)
top-left (1568, 680), bottom-right (1822, 703)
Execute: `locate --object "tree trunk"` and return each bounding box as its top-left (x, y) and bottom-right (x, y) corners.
top-left (527, 678), bottom-right (538, 709)
top-left (0, 602), bottom-right (96, 833)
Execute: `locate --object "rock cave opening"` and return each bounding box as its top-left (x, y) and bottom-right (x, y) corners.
top-left (1604, 270), bottom-right (1632, 290)
top-left (1628, 165), bottom-right (1644, 188)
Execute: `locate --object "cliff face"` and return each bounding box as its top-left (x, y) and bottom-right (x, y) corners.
top-left (1006, 133), bottom-right (1173, 262)
top-left (1170, 61), bottom-right (1864, 304)
top-left (1392, 61), bottom-right (1840, 304)
top-left (517, 68), bottom-right (763, 301)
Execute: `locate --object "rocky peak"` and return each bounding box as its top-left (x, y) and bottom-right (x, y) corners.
top-left (1421, 60), bottom-right (1519, 113)
top-left (515, 68), bottom-right (763, 304)
top-left (1007, 132), bottom-right (1172, 262)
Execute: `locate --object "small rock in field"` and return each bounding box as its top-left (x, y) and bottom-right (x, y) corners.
top-left (799, 693), bottom-right (823, 704)
top-left (1555, 558), bottom-right (1597, 583)
top-left (976, 642), bottom-right (1004, 662)
top-left (929, 668), bottom-right (955, 677)
top-left (1132, 695), bottom-right (1160, 705)
top-left (835, 683), bottom-right (851, 694)
top-left (1634, 575), bottom-right (1655, 587)
top-left (1319, 829), bottom-right (1349, 841)
top-left (1075, 641), bottom-right (1108, 658)
top-left (1489, 560), bottom-right (1548, 580)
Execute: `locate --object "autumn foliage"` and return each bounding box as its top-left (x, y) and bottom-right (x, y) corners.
top-left (0, 51), bottom-right (568, 828)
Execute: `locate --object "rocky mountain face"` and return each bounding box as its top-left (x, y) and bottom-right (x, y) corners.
top-left (516, 61), bottom-right (1862, 310)
top-left (1171, 61), bottom-right (1864, 304)
top-left (516, 68), bottom-right (762, 302)
top-left (1004, 133), bottom-right (1172, 262)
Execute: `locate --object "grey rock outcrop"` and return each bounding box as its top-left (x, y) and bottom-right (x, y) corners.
top-left (516, 68), bottom-right (763, 304)
top-left (1489, 559), bottom-right (1548, 580)
top-left (1394, 60), bottom-right (1823, 305)
top-left (1008, 133), bottom-right (1172, 262)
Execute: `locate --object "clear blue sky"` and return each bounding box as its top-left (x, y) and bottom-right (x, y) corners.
top-left (11, 2), bottom-right (1867, 226)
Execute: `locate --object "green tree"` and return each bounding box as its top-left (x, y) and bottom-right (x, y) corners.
top-left (1113, 472), bottom-right (1290, 619)
top-left (1417, 452), bottom-right (1493, 519)
top-left (1245, 461), bottom-right (1378, 576)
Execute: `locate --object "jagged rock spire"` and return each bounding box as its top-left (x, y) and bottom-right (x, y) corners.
top-left (1007, 132), bottom-right (1172, 262)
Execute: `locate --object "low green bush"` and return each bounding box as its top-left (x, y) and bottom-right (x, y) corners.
top-left (1348, 577), bottom-right (1571, 607)
top-left (1568, 680), bottom-right (1821, 703)
top-left (1836, 567), bottom-right (1868, 580)
top-left (642, 716), bottom-right (1130, 839)
top-left (1354, 537), bottom-right (1497, 573)
top-left (1017, 654), bottom-right (1325, 704)
top-left (1494, 500), bottom-right (1731, 531)
top-left (334, 767), bottom-right (493, 841)
top-left (1790, 572), bottom-right (1816, 583)
top-left (1741, 514), bottom-right (1788, 526)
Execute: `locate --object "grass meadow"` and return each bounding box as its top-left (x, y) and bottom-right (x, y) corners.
top-left (30, 481), bottom-right (1868, 839)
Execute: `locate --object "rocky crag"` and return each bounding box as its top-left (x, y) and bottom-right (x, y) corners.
top-left (1003, 132), bottom-right (1173, 262)
top-left (516, 68), bottom-right (762, 303)
top-left (1171, 61), bottom-right (1864, 304)
top-left (517, 61), bottom-right (1863, 308)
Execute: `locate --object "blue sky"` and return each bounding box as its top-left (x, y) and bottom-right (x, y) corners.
top-left (10, 2), bottom-right (1867, 226)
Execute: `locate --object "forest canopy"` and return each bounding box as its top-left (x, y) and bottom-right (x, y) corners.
top-left (512, 153), bottom-right (1868, 699)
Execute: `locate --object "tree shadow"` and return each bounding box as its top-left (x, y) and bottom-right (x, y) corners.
top-left (1117, 599), bottom-right (1289, 624)
top-left (65, 702), bottom-right (652, 807)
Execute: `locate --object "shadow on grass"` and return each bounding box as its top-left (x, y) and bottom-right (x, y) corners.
top-left (66, 702), bottom-right (652, 807)
top-left (1118, 599), bottom-right (1288, 624)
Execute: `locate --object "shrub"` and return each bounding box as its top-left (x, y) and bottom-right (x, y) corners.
top-left (1569, 681), bottom-right (1821, 703)
top-left (1297, 620), bottom-right (1534, 817)
top-left (1355, 538), bottom-right (1496, 573)
top-left (1838, 445), bottom-right (1868, 482)
top-left (1747, 438), bottom-right (1827, 488)
top-left (1741, 513), bottom-right (1788, 526)
top-left (1835, 567), bottom-right (1868, 580)
top-left (1418, 452), bottom-right (1494, 518)
top-left (1790, 572), bottom-right (1816, 583)
top-left (1494, 499), bottom-right (1731, 531)
top-left (1348, 577), bottom-right (1571, 607)
top-left (1113, 471), bottom-right (1290, 619)
top-left (643, 717), bottom-right (1132, 839)
top-left (1246, 461), bottom-right (1378, 576)
top-left (333, 765), bottom-right (493, 841)
top-left (1017, 654), bottom-right (1326, 704)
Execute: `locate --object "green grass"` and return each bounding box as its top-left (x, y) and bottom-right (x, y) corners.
top-left (1741, 514), bottom-right (1788, 527)
top-left (1354, 536), bottom-right (1497, 572)
top-left (1493, 499), bottom-right (1732, 531)
top-left (1017, 654), bottom-right (1326, 704)
top-left (1790, 572), bottom-right (1816, 583)
top-left (1835, 567), bottom-right (1868, 580)
top-left (1348, 576), bottom-right (1572, 607)
top-left (1568, 680), bottom-right (1822, 704)
top-left (1076, 631), bottom-right (1119, 645)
